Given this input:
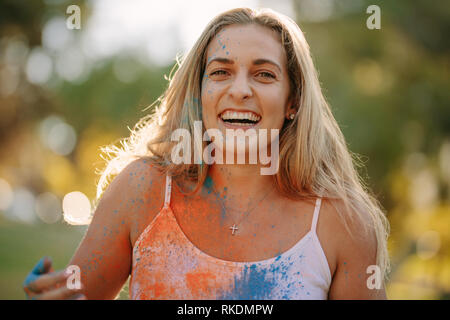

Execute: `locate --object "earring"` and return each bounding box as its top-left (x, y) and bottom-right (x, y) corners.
top-left (289, 113), bottom-right (295, 120)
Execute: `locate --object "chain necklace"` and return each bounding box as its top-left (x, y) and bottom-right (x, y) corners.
top-left (210, 183), bottom-right (273, 236)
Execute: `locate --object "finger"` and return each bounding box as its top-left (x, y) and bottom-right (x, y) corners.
top-left (23, 256), bottom-right (53, 290)
top-left (32, 256), bottom-right (52, 275)
top-left (23, 272), bottom-right (41, 295)
top-left (25, 269), bottom-right (70, 293)
top-left (24, 286), bottom-right (39, 300)
top-left (37, 285), bottom-right (83, 300)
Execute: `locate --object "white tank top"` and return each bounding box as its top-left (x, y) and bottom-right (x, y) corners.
top-left (130, 175), bottom-right (332, 299)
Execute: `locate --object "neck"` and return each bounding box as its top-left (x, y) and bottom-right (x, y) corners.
top-left (206, 163), bottom-right (276, 204)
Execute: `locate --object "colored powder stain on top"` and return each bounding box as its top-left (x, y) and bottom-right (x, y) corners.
top-left (204, 176), bottom-right (213, 193)
top-left (220, 206), bottom-right (227, 221)
top-left (130, 179), bottom-right (330, 300)
top-left (149, 282), bottom-right (167, 299)
top-left (185, 271), bottom-right (217, 297)
top-left (218, 264), bottom-right (276, 300)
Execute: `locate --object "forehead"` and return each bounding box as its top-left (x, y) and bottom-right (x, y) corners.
top-left (205, 24), bottom-right (287, 67)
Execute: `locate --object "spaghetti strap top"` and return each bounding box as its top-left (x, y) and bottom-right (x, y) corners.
top-left (129, 175), bottom-right (332, 300)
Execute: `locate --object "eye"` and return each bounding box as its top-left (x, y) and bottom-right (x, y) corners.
top-left (210, 70), bottom-right (228, 76)
top-left (256, 71), bottom-right (276, 79)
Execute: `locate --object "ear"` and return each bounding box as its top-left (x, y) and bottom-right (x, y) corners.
top-left (285, 98), bottom-right (297, 120)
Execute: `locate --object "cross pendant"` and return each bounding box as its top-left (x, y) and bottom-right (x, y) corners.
top-left (229, 224), bottom-right (238, 235)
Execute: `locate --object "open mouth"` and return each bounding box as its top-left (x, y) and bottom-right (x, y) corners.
top-left (219, 110), bottom-right (261, 127)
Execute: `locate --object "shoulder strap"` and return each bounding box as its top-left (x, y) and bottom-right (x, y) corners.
top-left (310, 197), bottom-right (322, 233)
top-left (163, 175), bottom-right (172, 208)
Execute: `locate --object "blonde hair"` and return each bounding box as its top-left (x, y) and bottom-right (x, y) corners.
top-left (97, 7), bottom-right (390, 279)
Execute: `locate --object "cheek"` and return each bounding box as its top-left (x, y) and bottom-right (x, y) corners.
top-left (201, 82), bottom-right (218, 126)
top-left (201, 77), bottom-right (210, 101)
top-left (261, 94), bottom-right (287, 124)
top-left (202, 79), bottom-right (219, 103)
top-left (201, 80), bottom-right (222, 113)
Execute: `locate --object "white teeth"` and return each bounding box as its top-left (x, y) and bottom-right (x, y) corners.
top-left (220, 110), bottom-right (261, 122)
top-left (226, 122), bottom-right (253, 127)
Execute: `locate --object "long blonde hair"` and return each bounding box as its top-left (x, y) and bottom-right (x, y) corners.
top-left (96, 7), bottom-right (390, 279)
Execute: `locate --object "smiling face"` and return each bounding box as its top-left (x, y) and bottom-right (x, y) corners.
top-left (201, 23), bottom-right (293, 154)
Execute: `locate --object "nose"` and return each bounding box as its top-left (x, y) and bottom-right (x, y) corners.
top-left (228, 70), bottom-right (253, 101)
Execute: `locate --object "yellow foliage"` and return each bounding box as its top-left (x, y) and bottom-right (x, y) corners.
top-left (42, 154), bottom-right (78, 196)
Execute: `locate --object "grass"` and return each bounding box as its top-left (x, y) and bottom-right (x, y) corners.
top-left (0, 215), bottom-right (129, 299)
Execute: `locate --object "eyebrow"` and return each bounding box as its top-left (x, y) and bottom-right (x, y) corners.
top-left (206, 57), bottom-right (282, 73)
top-left (206, 57), bottom-right (234, 68)
top-left (253, 59), bottom-right (282, 73)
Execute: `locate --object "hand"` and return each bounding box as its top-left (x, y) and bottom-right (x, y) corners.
top-left (23, 256), bottom-right (86, 300)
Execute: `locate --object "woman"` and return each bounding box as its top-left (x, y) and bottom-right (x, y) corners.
top-left (23, 7), bottom-right (390, 300)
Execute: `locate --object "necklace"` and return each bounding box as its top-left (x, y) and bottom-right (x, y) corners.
top-left (210, 183), bottom-right (273, 236)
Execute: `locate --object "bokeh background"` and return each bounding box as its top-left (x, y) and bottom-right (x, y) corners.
top-left (0, 0), bottom-right (448, 300)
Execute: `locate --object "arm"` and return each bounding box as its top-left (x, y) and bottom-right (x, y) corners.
top-left (67, 158), bottom-right (162, 299)
top-left (328, 202), bottom-right (387, 300)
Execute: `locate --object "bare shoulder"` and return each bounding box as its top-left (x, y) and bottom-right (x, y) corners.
top-left (94, 157), bottom-right (168, 247)
top-left (320, 198), bottom-right (384, 299)
top-left (67, 157), bottom-right (167, 299)
top-left (328, 198), bottom-right (377, 259)
top-left (106, 157), bottom-right (167, 247)
top-left (316, 198), bottom-right (377, 278)
top-left (102, 157), bottom-right (165, 200)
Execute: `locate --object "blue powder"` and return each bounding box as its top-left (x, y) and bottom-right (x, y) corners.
top-left (204, 176), bottom-right (213, 193)
top-left (218, 264), bottom-right (276, 300)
